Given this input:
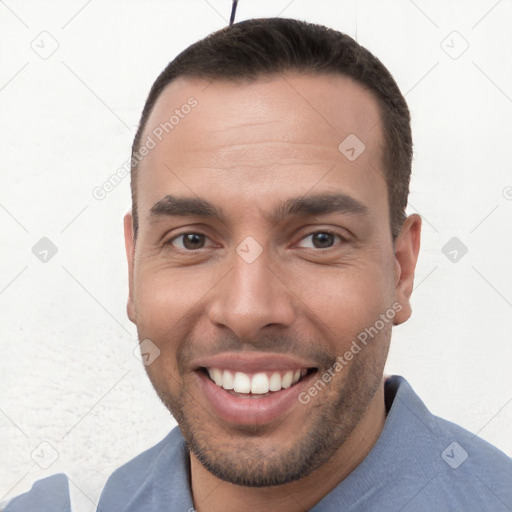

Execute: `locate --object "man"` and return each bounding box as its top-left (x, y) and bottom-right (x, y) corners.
top-left (96, 17), bottom-right (512, 512)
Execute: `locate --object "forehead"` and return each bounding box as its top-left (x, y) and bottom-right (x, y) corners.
top-left (136, 72), bottom-right (387, 225)
top-left (142, 72), bottom-right (383, 153)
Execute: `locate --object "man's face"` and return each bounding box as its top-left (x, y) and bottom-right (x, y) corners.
top-left (125, 73), bottom-right (418, 486)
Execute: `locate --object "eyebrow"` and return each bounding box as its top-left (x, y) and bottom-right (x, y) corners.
top-left (150, 195), bottom-right (223, 219)
top-left (149, 192), bottom-right (369, 223)
top-left (274, 192), bottom-right (369, 220)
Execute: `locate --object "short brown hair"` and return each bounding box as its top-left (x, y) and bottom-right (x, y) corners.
top-left (131, 17), bottom-right (412, 240)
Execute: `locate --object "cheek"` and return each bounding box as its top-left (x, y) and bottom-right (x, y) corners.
top-left (133, 277), bottom-right (182, 340)
top-left (132, 266), bottom-right (207, 394)
top-left (287, 258), bottom-right (395, 347)
top-left (133, 262), bottom-right (210, 331)
top-left (132, 266), bottom-right (213, 378)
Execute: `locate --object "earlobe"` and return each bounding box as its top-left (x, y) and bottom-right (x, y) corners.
top-left (393, 214), bottom-right (422, 326)
top-left (123, 212), bottom-right (136, 323)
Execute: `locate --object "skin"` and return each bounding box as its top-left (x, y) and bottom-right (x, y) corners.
top-left (124, 72), bottom-right (421, 511)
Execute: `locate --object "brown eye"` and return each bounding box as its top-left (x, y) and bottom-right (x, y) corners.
top-left (170, 233), bottom-right (208, 250)
top-left (297, 232), bottom-right (342, 249)
top-left (311, 233), bottom-right (335, 248)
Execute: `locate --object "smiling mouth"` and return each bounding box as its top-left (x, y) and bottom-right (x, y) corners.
top-left (201, 367), bottom-right (317, 397)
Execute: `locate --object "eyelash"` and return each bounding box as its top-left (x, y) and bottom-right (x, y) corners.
top-left (297, 230), bottom-right (346, 249)
top-left (165, 232), bottom-right (217, 251)
top-left (164, 230), bottom-right (347, 251)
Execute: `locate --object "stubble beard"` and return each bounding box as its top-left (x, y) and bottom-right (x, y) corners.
top-left (147, 344), bottom-right (385, 488)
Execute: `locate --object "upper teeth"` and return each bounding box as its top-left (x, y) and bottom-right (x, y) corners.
top-left (207, 368), bottom-right (307, 394)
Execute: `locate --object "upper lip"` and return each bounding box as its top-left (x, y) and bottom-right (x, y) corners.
top-left (191, 352), bottom-right (318, 373)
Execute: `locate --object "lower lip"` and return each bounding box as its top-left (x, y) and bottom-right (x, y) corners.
top-left (196, 370), bottom-right (314, 426)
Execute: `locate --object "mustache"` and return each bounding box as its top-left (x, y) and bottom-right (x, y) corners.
top-left (177, 331), bottom-right (335, 371)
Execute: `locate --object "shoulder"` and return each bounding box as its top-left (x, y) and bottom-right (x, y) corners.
top-left (3, 474), bottom-right (70, 512)
top-left (106, 426), bottom-right (184, 478)
top-left (418, 414), bottom-right (512, 510)
top-left (97, 426), bottom-right (191, 510)
top-left (388, 376), bottom-right (512, 510)
top-left (432, 411), bottom-right (512, 480)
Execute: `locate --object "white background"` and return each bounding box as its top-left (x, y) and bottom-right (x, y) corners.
top-left (1, 0), bottom-right (511, 510)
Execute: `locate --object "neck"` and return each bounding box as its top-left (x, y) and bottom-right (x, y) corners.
top-left (190, 379), bottom-right (387, 512)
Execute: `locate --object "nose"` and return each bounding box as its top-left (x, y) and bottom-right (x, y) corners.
top-left (206, 250), bottom-right (296, 341)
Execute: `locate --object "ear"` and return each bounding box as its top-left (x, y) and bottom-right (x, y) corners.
top-left (124, 211), bottom-right (137, 324)
top-left (393, 213), bottom-right (422, 325)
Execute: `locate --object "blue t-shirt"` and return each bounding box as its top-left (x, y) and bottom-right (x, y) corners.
top-left (4, 376), bottom-right (511, 511)
top-left (96, 375), bottom-right (512, 511)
